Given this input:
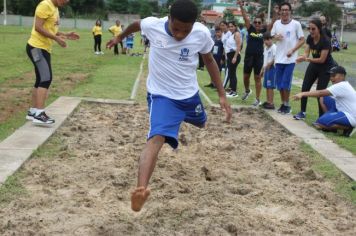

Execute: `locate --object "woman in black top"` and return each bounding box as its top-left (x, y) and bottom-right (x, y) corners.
top-left (238, 1), bottom-right (268, 106)
top-left (294, 18), bottom-right (335, 120)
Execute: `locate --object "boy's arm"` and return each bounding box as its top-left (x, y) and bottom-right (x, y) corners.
top-left (202, 53), bottom-right (232, 123)
top-left (293, 89), bottom-right (331, 100)
top-left (107, 21), bottom-right (141, 48)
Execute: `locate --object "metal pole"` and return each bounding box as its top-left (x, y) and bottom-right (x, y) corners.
top-left (3, 0), bottom-right (7, 25)
top-left (340, 9), bottom-right (344, 42)
top-left (267, 0), bottom-right (271, 24)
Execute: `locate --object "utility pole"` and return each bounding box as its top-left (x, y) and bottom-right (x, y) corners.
top-left (340, 9), bottom-right (344, 43)
top-left (3, 0), bottom-right (7, 25)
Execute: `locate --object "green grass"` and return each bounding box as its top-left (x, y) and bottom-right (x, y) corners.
top-left (0, 174), bottom-right (27, 205)
top-left (0, 25), bottom-right (143, 141)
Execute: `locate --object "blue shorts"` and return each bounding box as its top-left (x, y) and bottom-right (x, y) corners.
top-left (147, 92), bottom-right (207, 149)
top-left (126, 43), bottom-right (133, 49)
top-left (263, 66), bottom-right (276, 89)
top-left (316, 96), bottom-right (352, 127)
top-left (275, 63), bottom-right (295, 91)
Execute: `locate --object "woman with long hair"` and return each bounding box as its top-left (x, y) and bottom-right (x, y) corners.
top-left (219, 21), bottom-right (231, 89)
top-left (294, 18), bottom-right (335, 120)
top-left (92, 19), bottom-right (103, 55)
top-left (225, 21), bottom-right (242, 98)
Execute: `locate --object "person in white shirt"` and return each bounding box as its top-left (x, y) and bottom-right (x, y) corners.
top-left (260, 32), bottom-right (277, 109)
top-left (107, 0), bottom-right (232, 212)
top-left (271, 2), bottom-right (305, 114)
top-left (293, 66), bottom-right (356, 137)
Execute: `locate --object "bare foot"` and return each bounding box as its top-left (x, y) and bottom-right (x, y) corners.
top-left (131, 187), bottom-right (150, 212)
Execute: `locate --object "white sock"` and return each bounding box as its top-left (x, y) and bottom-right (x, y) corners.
top-left (284, 101), bottom-right (289, 106)
top-left (35, 109), bottom-right (44, 116)
top-left (30, 107), bottom-right (37, 114)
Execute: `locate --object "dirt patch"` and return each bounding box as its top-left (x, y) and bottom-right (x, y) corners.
top-left (0, 103), bottom-right (355, 235)
top-left (0, 72), bottom-right (88, 123)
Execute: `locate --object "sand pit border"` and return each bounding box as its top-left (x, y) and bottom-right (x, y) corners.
top-left (0, 96), bottom-right (355, 186)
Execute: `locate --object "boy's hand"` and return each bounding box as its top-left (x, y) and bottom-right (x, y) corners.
top-left (296, 55), bottom-right (306, 63)
top-left (55, 36), bottom-right (67, 48)
top-left (274, 34), bottom-right (283, 41)
top-left (219, 96), bottom-right (232, 123)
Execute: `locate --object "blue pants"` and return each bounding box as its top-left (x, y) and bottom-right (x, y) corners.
top-left (316, 96), bottom-right (352, 127)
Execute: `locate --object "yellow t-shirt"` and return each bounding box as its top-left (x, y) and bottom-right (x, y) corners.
top-left (28, 0), bottom-right (59, 53)
top-left (109, 25), bottom-right (122, 37)
top-left (92, 26), bottom-right (102, 36)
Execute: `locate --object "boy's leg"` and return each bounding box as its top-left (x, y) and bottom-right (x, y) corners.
top-left (131, 135), bottom-right (165, 212)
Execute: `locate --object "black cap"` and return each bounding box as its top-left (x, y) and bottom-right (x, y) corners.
top-left (328, 66), bottom-right (346, 75)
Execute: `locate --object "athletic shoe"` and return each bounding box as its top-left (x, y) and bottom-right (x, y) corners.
top-left (343, 127), bottom-right (355, 137)
top-left (226, 91), bottom-right (238, 98)
top-left (241, 90), bottom-right (252, 101)
top-left (282, 106), bottom-right (292, 114)
top-left (252, 99), bottom-right (261, 107)
top-left (293, 111), bottom-right (306, 120)
top-left (262, 102), bottom-right (275, 110)
top-left (204, 83), bottom-right (215, 88)
top-left (100, 51), bottom-right (104, 55)
top-left (277, 104), bottom-right (285, 113)
top-left (95, 51), bottom-right (100, 55)
top-left (33, 112), bottom-right (55, 125)
top-left (26, 110), bottom-right (36, 121)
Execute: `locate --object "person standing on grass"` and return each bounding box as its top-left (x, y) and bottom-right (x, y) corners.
top-left (109, 20), bottom-right (122, 55)
top-left (271, 2), bottom-right (305, 114)
top-left (220, 21), bottom-right (231, 88)
top-left (293, 66), bottom-right (356, 137)
top-left (26, 0), bottom-right (79, 125)
top-left (93, 19), bottom-right (103, 55)
top-left (106, 0), bottom-right (232, 212)
top-left (260, 32), bottom-right (277, 109)
top-left (293, 18), bottom-right (335, 120)
top-left (205, 26), bottom-right (224, 88)
top-left (125, 33), bottom-right (134, 55)
top-left (225, 21), bottom-right (242, 98)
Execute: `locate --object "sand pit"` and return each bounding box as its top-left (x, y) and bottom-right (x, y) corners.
top-left (0, 102), bottom-right (355, 235)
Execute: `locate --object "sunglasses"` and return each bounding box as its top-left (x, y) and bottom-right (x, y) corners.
top-left (254, 21), bottom-right (262, 24)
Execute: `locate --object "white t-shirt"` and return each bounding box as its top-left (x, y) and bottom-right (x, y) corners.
top-left (140, 17), bottom-right (214, 100)
top-left (263, 44), bottom-right (276, 67)
top-left (225, 31), bottom-right (238, 53)
top-left (221, 30), bottom-right (232, 52)
top-left (271, 19), bottom-right (304, 64)
top-left (327, 81), bottom-right (356, 127)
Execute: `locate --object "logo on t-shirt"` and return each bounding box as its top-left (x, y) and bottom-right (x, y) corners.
top-left (179, 48), bottom-right (190, 61)
top-left (286, 31), bottom-right (291, 38)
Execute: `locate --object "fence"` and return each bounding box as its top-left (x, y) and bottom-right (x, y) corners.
top-left (0, 14), bottom-right (140, 30)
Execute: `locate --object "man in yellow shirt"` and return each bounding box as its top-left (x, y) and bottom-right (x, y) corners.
top-left (109, 20), bottom-right (122, 55)
top-left (26, 0), bottom-right (79, 125)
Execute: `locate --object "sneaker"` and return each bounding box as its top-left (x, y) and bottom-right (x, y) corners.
top-left (282, 106), bottom-right (292, 114)
top-left (226, 91), bottom-right (238, 98)
top-left (277, 104), bottom-right (285, 113)
top-left (343, 127), bottom-right (355, 137)
top-left (33, 112), bottom-right (55, 125)
top-left (26, 110), bottom-right (36, 121)
top-left (293, 111), bottom-right (306, 120)
top-left (100, 51), bottom-right (104, 55)
top-left (241, 90), bottom-right (252, 101)
top-left (252, 99), bottom-right (261, 107)
top-left (262, 102), bottom-right (275, 110)
top-left (95, 51), bottom-right (100, 55)
top-left (204, 83), bottom-right (215, 88)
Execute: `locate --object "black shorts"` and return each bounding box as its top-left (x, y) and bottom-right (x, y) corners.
top-left (26, 44), bottom-right (52, 89)
top-left (243, 53), bottom-right (263, 75)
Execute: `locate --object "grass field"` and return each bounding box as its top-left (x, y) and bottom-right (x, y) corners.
top-left (0, 25), bottom-right (355, 206)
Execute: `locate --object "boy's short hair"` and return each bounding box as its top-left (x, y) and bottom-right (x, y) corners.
top-left (215, 26), bottom-right (221, 31)
top-left (170, 0), bottom-right (198, 23)
top-left (263, 32), bottom-right (272, 40)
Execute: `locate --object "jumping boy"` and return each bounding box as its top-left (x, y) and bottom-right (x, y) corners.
top-left (107, 0), bottom-right (232, 212)
top-left (26, 0), bottom-right (79, 125)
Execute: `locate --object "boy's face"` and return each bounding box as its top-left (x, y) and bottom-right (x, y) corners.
top-left (264, 38), bottom-right (272, 47)
top-left (215, 30), bottom-right (222, 38)
top-left (330, 74), bottom-right (345, 84)
top-left (168, 17), bottom-right (194, 41)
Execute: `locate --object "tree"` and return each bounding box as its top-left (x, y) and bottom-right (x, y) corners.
top-left (107, 0), bottom-right (129, 13)
top-left (223, 9), bottom-right (235, 22)
top-left (297, 2), bottom-right (342, 26)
